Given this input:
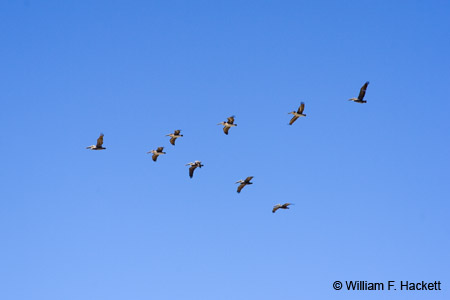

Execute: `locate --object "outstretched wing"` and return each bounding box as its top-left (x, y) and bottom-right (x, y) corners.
top-left (169, 137), bottom-right (176, 145)
top-left (237, 183), bottom-right (245, 193)
top-left (245, 176), bottom-right (253, 183)
top-left (157, 147), bottom-right (164, 152)
top-left (272, 205), bottom-right (281, 213)
top-left (96, 133), bottom-right (104, 147)
top-left (297, 102), bottom-right (305, 114)
top-left (358, 81), bottom-right (369, 100)
top-left (227, 116), bottom-right (235, 124)
top-left (174, 130), bottom-right (181, 135)
top-left (189, 165), bottom-right (196, 178)
top-left (289, 115), bottom-right (299, 125)
top-left (282, 203), bottom-right (292, 208)
top-left (223, 126), bottom-right (230, 135)
top-left (152, 154), bottom-right (158, 162)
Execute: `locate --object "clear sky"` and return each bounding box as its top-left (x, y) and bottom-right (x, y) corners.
top-left (1, 1), bottom-right (449, 299)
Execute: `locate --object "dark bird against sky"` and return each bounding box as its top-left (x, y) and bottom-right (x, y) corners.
top-left (86, 133), bottom-right (106, 150)
top-left (272, 203), bottom-right (293, 213)
top-left (236, 176), bottom-right (254, 193)
top-left (349, 81), bottom-right (369, 103)
top-left (185, 161), bottom-right (204, 178)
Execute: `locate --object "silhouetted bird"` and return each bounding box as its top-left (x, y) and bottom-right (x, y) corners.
top-left (349, 81), bottom-right (369, 103)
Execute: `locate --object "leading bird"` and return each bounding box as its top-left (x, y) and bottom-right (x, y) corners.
top-left (349, 81), bottom-right (369, 103)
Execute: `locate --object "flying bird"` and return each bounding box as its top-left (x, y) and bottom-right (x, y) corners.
top-left (235, 176), bottom-right (254, 193)
top-left (166, 130), bottom-right (183, 145)
top-left (218, 116), bottom-right (237, 135)
top-left (86, 133), bottom-right (106, 150)
top-left (147, 147), bottom-right (166, 162)
top-left (288, 102), bottom-right (306, 125)
top-left (272, 203), bottom-right (293, 213)
top-left (349, 81), bottom-right (369, 103)
top-left (185, 161), bottom-right (204, 178)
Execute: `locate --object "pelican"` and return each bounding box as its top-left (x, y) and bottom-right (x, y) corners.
top-left (288, 102), bottom-right (306, 125)
top-left (349, 81), bottom-right (369, 103)
top-left (86, 133), bottom-right (106, 150)
top-left (147, 147), bottom-right (166, 162)
top-left (218, 116), bottom-right (237, 135)
top-left (166, 130), bottom-right (183, 145)
top-left (272, 203), bottom-right (293, 213)
top-left (185, 161), bottom-right (204, 178)
top-left (235, 176), bottom-right (254, 193)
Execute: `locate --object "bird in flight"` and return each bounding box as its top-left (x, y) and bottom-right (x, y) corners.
top-left (166, 130), bottom-right (183, 146)
top-left (185, 161), bottom-right (204, 178)
top-left (349, 81), bottom-right (369, 103)
top-left (86, 133), bottom-right (106, 150)
top-left (272, 203), bottom-right (293, 213)
top-left (147, 147), bottom-right (166, 162)
top-left (235, 176), bottom-right (254, 193)
top-left (218, 116), bottom-right (237, 135)
top-left (288, 102), bottom-right (306, 125)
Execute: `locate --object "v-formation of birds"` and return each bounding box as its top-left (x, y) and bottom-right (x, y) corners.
top-left (86, 82), bottom-right (370, 213)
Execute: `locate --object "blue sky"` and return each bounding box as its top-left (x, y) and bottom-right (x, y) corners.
top-left (0, 1), bottom-right (449, 299)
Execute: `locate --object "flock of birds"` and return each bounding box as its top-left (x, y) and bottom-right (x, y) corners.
top-left (86, 81), bottom-right (370, 213)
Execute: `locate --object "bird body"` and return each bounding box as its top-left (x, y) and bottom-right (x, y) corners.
top-left (236, 176), bottom-right (254, 193)
top-left (166, 130), bottom-right (183, 145)
top-left (349, 81), bottom-right (369, 103)
top-left (185, 160), bottom-right (204, 178)
top-left (218, 116), bottom-right (237, 135)
top-left (272, 203), bottom-right (293, 213)
top-left (288, 102), bottom-right (306, 125)
top-left (86, 133), bottom-right (106, 150)
top-left (147, 147), bottom-right (166, 161)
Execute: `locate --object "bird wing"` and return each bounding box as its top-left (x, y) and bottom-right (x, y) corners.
top-left (169, 137), bottom-right (176, 145)
top-left (227, 116), bottom-right (235, 124)
top-left (157, 147), bottom-right (164, 152)
top-left (223, 126), bottom-right (230, 135)
top-left (282, 203), bottom-right (291, 208)
top-left (358, 81), bottom-right (369, 100)
top-left (272, 205), bottom-right (281, 213)
top-left (174, 130), bottom-right (181, 135)
top-left (289, 115), bottom-right (299, 125)
top-left (152, 154), bottom-right (158, 161)
top-left (298, 102), bottom-right (305, 114)
top-left (237, 183), bottom-right (245, 193)
top-left (245, 176), bottom-right (253, 183)
top-left (96, 133), bottom-right (104, 147)
top-left (189, 165), bottom-right (196, 178)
